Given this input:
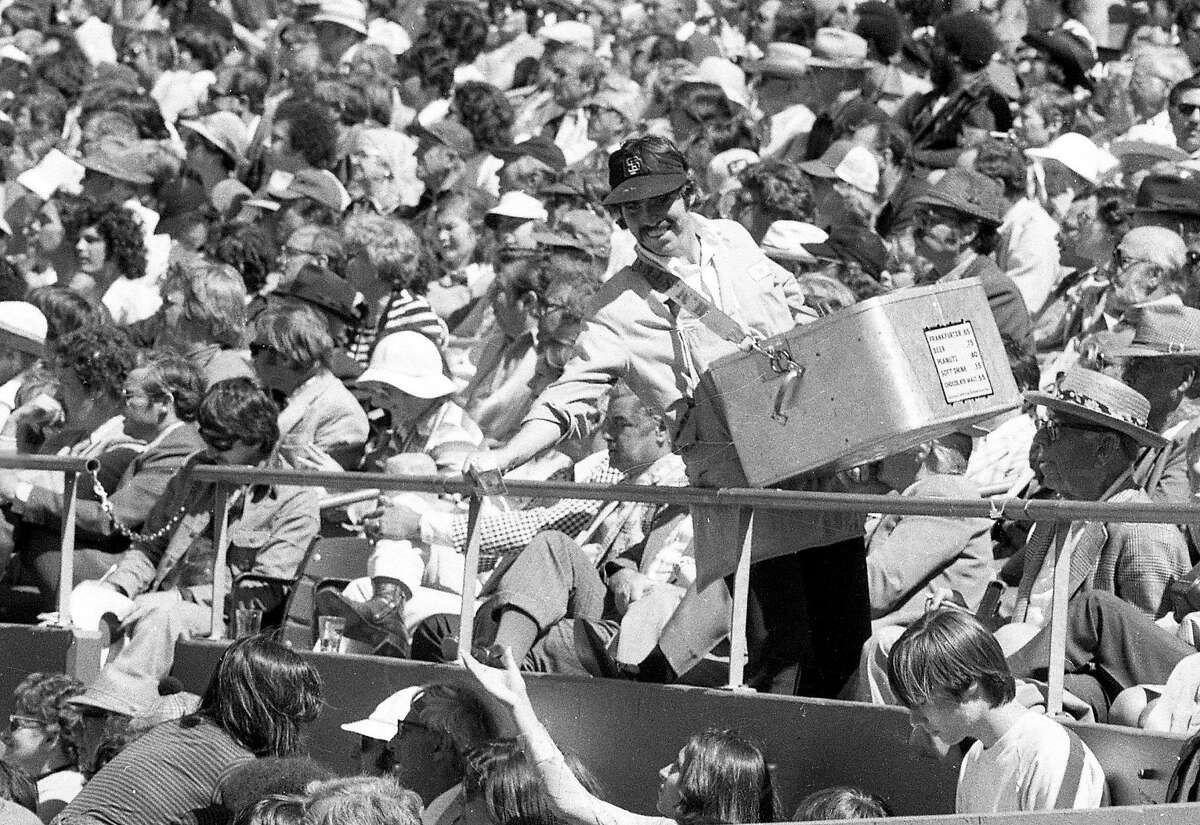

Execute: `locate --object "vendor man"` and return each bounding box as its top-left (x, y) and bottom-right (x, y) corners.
top-left (459, 135), bottom-right (869, 696)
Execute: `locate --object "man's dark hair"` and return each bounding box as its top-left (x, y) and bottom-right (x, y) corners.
top-left (887, 609), bottom-right (1016, 709)
top-left (275, 98), bottom-right (339, 169)
top-left (973, 139), bottom-right (1026, 198)
top-left (424, 0), bottom-right (489, 64)
top-left (26, 286), bottom-right (109, 343)
top-left (187, 635), bottom-right (323, 758)
top-left (53, 324), bottom-right (135, 401)
top-left (793, 786), bottom-right (892, 821)
top-left (401, 39), bottom-right (456, 98)
top-left (211, 224), bottom-right (277, 295)
top-left (176, 25), bottom-right (233, 71)
top-left (135, 351), bottom-right (204, 423)
top-left (197, 378), bottom-right (281, 452)
top-left (738, 159), bottom-right (816, 222)
top-left (453, 81), bottom-right (515, 153)
top-left (1170, 74), bottom-right (1200, 109)
top-left (12, 672), bottom-right (85, 772)
top-left (936, 12), bottom-right (999, 71)
top-left (70, 202), bottom-right (147, 280)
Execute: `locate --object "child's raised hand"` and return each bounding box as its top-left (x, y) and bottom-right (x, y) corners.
top-left (460, 647), bottom-right (530, 712)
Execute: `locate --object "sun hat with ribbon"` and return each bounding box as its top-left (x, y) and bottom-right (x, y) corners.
top-left (1024, 367), bottom-right (1168, 447)
top-left (1104, 304), bottom-right (1200, 360)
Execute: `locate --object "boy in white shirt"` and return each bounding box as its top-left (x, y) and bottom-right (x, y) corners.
top-left (888, 609), bottom-right (1107, 813)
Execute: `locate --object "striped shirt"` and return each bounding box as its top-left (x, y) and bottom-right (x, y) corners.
top-left (352, 289), bottom-right (450, 365)
top-left (54, 719), bottom-right (253, 825)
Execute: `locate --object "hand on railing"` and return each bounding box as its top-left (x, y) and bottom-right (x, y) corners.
top-left (361, 497), bottom-right (423, 541)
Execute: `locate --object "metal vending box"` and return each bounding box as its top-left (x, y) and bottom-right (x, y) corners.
top-left (702, 279), bottom-right (1022, 487)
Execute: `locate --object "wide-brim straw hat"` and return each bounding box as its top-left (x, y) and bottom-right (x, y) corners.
top-left (1024, 367), bottom-right (1168, 447)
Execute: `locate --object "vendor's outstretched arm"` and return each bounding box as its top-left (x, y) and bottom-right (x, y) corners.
top-left (462, 650), bottom-right (667, 825)
top-left (465, 419), bottom-right (564, 476)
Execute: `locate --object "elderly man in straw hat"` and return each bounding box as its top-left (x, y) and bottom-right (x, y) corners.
top-left (1008, 367), bottom-right (1189, 636)
top-left (910, 167), bottom-right (1035, 356)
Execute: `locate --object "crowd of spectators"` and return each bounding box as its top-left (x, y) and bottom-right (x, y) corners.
top-left (8, 0), bottom-right (1200, 816)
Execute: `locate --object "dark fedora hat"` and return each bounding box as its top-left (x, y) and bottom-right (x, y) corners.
top-left (1130, 173), bottom-right (1200, 217)
top-left (911, 168), bottom-right (1003, 225)
top-left (1022, 28), bottom-right (1095, 92)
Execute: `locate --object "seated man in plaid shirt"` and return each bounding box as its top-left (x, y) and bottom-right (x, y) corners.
top-left (320, 385), bottom-right (694, 657)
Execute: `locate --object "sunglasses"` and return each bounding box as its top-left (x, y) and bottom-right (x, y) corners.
top-left (200, 429), bottom-right (239, 452)
top-left (1175, 102), bottom-right (1200, 117)
top-left (9, 715), bottom-right (41, 732)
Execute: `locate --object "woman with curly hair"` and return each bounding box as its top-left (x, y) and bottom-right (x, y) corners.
top-left (69, 202), bottom-right (155, 325)
top-left (6, 672), bottom-right (86, 821)
top-left (452, 81), bottom-right (514, 197)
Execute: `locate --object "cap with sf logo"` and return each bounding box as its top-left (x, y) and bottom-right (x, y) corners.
top-left (603, 142), bottom-right (689, 206)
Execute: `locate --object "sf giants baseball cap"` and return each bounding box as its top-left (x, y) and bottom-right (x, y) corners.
top-left (603, 142), bottom-right (689, 206)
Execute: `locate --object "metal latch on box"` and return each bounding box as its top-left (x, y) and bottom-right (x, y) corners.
top-left (761, 343), bottom-right (804, 424)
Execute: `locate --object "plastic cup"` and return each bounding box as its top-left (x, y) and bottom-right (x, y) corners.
top-left (317, 615), bottom-right (346, 652)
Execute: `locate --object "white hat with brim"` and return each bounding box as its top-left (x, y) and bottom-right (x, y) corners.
top-left (311, 0), bottom-right (368, 35)
top-left (761, 220), bottom-right (827, 263)
top-left (1025, 133), bottom-right (1117, 188)
top-left (340, 685), bottom-right (423, 740)
top-left (749, 42), bottom-right (812, 78)
top-left (179, 112), bottom-right (249, 164)
top-left (357, 331), bottom-right (456, 399)
top-left (0, 302), bottom-right (47, 354)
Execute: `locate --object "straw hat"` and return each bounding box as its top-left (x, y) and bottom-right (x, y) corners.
top-left (749, 42), bottom-right (812, 79)
top-left (1024, 367), bottom-right (1168, 447)
top-left (1104, 304), bottom-right (1200, 360)
top-left (179, 111), bottom-right (249, 164)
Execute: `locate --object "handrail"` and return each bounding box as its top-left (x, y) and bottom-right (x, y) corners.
top-left (0, 455), bottom-right (99, 473)
top-left (187, 464), bottom-right (1200, 525)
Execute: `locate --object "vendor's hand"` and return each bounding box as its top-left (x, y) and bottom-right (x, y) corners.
top-left (362, 498), bottom-right (422, 541)
top-left (609, 569), bottom-right (652, 615)
top-left (290, 444), bottom-right (344, 473)
top-left (460, 647), bottom-right (530, 712)
top-left (463, 448), bottom-right (509, 479)
top-left (120, 590), bottom-right (182, 628)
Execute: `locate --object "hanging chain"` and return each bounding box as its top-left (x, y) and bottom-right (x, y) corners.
top-left (89, 466), bottom-right (192, 544)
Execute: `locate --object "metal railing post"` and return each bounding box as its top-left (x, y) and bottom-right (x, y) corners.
top-left (209, 483), bottom-right (232, 640)
top-left (57, 471), bottom-right (79, 626)
top-left (457, 495), bottom-right (484, 658)
top-left (727, 507), bottom-right (753, 690)
top-left (1046, 525), bottom-right (1071, 717)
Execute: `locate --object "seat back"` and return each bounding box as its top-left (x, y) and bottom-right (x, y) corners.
top-left (281, 537), bottom-right (373, 648)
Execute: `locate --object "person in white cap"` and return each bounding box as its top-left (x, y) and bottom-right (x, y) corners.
top-left (339, 684), bottom-right (497, 825)
top-left (798, 139), bottom-right (881, 229)
top-left (0, 300), bottom-right (46, 432)
top-left (311, 0), bottom-right (368, 66)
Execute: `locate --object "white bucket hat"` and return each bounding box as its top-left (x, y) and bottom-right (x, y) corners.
top-left (357, 331), bottom-right (456, 399)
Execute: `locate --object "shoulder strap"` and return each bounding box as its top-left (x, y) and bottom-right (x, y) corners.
top-left (633, 258), bottom-right (754, 348)
top-left (1055, 727), bottom-right (1105, 808)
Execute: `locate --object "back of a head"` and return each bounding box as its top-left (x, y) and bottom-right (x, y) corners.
top-left (676, 729), bottom-right (779, 825)
top-left (415, 684), bottom-right (499, 772)
top-left (198, 378), bottom-right (282, 454)
top-left (935, 12), bottom-right (998, 71)
top-left (165, 261), bottom-right (248, 349)
top-left (195, 635), bottom-right (323, 757)
top-left (222, 757), bottom-right (335, 817)
top-left (305, 776), bottom-right (422, 825)
top-left (1119, 225), bottom-right (1187, 273)
top-left (793, 786), bottom-right (892, 821)
top-left (886, 610), bottom-right (1015, 709)
top-left (463, 739), bottom-right (604, 825)
top-left (254, 303), bottom-right (335, 372)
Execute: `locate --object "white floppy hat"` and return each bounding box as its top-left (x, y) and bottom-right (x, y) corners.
top-left (760, 221), bottom-right (828, 263)
top-left (311, 0), bottom-right (368, 35)
top-left (341, 686), bottom-right (423, 741)
top-left (0, 301), bottom-right (47, 355)
top-left (799, 140), bottom-right (879, 195)
top-left (686, 56), bottom-right (750, 110)
top-left (1025, 132), bottom-right (1117, 188)
top-left (358, 331), bottom-right (456, 399)
top-left (485, 191), bottom-right (549, 225)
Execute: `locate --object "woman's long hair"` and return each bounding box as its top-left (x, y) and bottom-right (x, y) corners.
top-left (463, 739), bottom-right (604, 825)
top-left (674, 729), bottom-right (780, 825)
top-left (185, 636), bottom-right (323, 757)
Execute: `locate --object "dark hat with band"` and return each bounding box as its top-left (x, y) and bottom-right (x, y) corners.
top-left (603, 143), bottom-right (688, 206)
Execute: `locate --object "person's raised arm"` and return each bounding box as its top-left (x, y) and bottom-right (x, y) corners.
top-left (461, 649), bottom-right (667, 825)
top-left (463, 419), bottom-right (564, 478)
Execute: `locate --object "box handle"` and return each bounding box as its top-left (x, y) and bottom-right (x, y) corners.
top-left (766, 345), bottom-right (805, 425)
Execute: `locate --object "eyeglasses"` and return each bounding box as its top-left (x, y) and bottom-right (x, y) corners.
top-left (1035, 417), bottom-right (1113, 443)
top-left (200, 429), bottom-right (239, 452)
top-left (9, 715), bottom-right (42, 732)
top-left (1111, 248), bottom-right (1159, 271)
top-left (121, 389), bottom-right (153, 407)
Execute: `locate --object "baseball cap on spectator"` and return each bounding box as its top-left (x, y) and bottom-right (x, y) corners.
top-left (1025, 132), bottom-right (1117, 187)
top-left (936, 12), bottom-right (999, 71)
top-left (603, 142), bottom-right (689, 206)
top-left (310, 0), bottom-right (368, 35)
top-left (357, 331), bottom-right (456, 398)
top-left (281, 264), bottom-right (364, 324)
top-left (275, 168), bottom-right (352, 212)
top-left (0, 302), bottom-right (47, 355)
top-left (491, 136), bottom-right (567, 173)
top-left (854, 1), bottom-right (904, 59)
top-left (539, 20), bottom-right (595, 50)
top-left (750, 42), bottom-right (812, 79)
top-left (707, 148), bottom-right (759, 194)
top-left (799, 140), bottom-right (879, 195)
top-left (80, 142), bottom-right (154, 185)
top-left (341, 687), bottom-right (423, 740)
top-left (179, 111), bottom-right (249, 165)
top-left (686, 57), bottom-right (750, 109)
top-left (1022, 28), bottom-right (1095, 92)
top-left (760, 220), bottom-right (827, 263)
top-left (67, 670), bottom-right (158, 717)
top-left (809, 28), bottom-right (869, 67)
top-left (485, 191), bottom-right (549, 226)
top-left (804, 225), bottom-right (888, 279)
top-left (415, 119), bottom-right (476, 158)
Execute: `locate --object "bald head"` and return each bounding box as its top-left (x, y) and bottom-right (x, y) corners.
top-left (1119, 226), bottom-right (1187, 272)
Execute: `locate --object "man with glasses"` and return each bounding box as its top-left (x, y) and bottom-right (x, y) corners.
top-left (1169, 75), bottom-right (1200, 156)
top-left (74, 378), bottom-right (317, 697)
top-left (5, 672), bottom-right (84, 820)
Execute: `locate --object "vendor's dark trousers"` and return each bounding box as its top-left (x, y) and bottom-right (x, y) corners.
top-left (745, 536), bottom-right (871, 698)
top-left (1008, 590), bottom-right (1193, 707)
